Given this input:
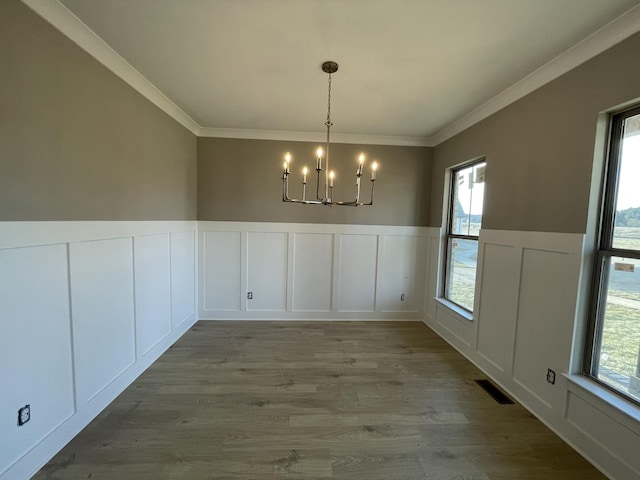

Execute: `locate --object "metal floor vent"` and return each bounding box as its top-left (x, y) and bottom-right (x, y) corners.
top-left (474, 379), bottom-right (514, 404)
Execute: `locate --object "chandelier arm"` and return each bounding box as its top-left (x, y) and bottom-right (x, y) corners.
top-left (284, 198), bottom-right (321, 205)
top-left (335, 179), bottom-right (375, 206)
top-left (283, 173), bottom-right (376, 206)
top-left (287, 198), bottom-right (324, 205)
top-left (285, 181), bottom-right (375, 206)
top-left (282, 174), bottom-right (289, 201)
top-left (316, 165), bottom-right (322, 201)
top-left (367, 179), bottom-right (375, 205)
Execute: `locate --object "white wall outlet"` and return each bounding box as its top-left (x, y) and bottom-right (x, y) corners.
top-left (546, 369), bottom-right (556, 385)
top-left (18, 404), bottom-right (30, 426)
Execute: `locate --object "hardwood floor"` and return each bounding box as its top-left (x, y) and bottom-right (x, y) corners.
top-left (34, 321), bottom-right (605, 479)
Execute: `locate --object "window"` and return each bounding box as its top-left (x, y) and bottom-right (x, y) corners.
top-left (443, 159), bottom-right (486, 312)
top-left (586, 106), bottom-right (640, 405)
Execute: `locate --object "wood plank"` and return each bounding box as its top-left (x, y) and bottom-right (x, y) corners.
top-left (33, 321), bottom-right (605, 479)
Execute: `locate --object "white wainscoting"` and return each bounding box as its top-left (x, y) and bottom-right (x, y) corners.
top-left (170, 231), bottom-right (197, 328)
top-left (337, 234), bottom-right (377, 312)
top-left (199, 222), bottom-right (427, 320)
top-left (0, 245), bottom-right (75, 479)
top-left (8, 221), bottom-right (637, 479)
top-left (134, 234), bottom-right (172, 356)
top-left (70, 238), bottom-right (136, 405)
top-left (378, 234), bottom-right (426, 313)
top-left (292, 233), bottom-right (334, 312)
top-left (0, 221), bottom-right (197, 480)
top-left (424, 228), bottom-right (640, 480)
top-left (202, 231), bottom-right (242, 312)
top-left (247, 232), bottom-right (288, 312)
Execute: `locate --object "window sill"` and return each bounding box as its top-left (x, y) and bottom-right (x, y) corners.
top-left (434, 297), bottom-right (473, 322)
top-left (564, 374), bottom-right (640, 435)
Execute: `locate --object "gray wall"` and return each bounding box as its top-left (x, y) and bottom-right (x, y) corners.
top-left (198, 138), bottom-right (432, 226)
top-left (430, 31), bottom-right (640, 233)
top-left (0, 0), bottom-right (197, 221)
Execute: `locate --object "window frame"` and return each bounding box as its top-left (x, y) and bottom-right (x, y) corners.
top-left (442, 158), bottom-right (486, 314)
top-left (584, 104), bottom-right (640, 407)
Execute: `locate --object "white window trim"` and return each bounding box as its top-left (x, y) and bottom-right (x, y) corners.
top-left (435, 296), bottom-right (474, 321)
top-left (441, 158), bottom-right (486, 314)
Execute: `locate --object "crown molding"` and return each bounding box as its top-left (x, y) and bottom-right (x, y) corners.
top-left (21, 0), bottom-right (201, 135)
top-left (431, 4), bottom-right (640, 146)
top-left (197, 127), bottom-right (434, 147)
top-left (20, 1), bottom-right (640, 148)
top-left (20, 0), bottom-right (430, 147)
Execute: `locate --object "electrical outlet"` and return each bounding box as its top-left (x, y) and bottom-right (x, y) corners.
top-left (247, 292), bottom-right (253, 300)
top-left (400, 294), bottom-right (405, 301)
top-left (18, 404), bottom-right (30, 426)
top-left (546, 368), bottom-right (556, 385)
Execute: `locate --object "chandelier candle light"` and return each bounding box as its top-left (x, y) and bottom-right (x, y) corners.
top-left (281, 61), bottom-right (378, 206)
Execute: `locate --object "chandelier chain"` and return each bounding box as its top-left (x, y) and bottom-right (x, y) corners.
top-left (326, 73), bottom-right (332, 125)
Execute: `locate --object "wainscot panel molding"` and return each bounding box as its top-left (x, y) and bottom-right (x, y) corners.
top-left (70, 238), bottom-right (136, 404)
top-left (0, 221), bottom-right (197, 480)
top-left (199, 221), bottom-right (427, 320)
top-left (6, 221), bottom-right (637, 479)
top-left (134, 234), bottom-right (172, 356)
top-left (170, 231), bottom-right (197, 327)
top-left (0, 244), bottom-right (75, 478)
top-left (292, 233), bottom-right (334, 312)
top-left (336, 234), bottom-right (378, 312)
top-left (247, 232), bottom-right (288, 312)
top-left (0, 221), bottom-right (197, 249)
top-left (423, 228), bottom-right (640, 480)
top-left (202, 231), bottom-right (242, 312)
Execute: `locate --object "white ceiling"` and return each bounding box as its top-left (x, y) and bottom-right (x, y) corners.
top-left (33, 0), bottom-right (640, 144)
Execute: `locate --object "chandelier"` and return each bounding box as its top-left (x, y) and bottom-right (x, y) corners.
top-left (281, 61), bottom-right (378, 206)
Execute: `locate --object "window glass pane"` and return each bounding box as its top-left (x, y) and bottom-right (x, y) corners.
top-left (613, 113), bottom-right (640, 250)
top-left (451, 162), bottom-right (485, 236)
top-left (595, 255), bottom-right (640, 402)
top-left (446, 238), bottom-right (478, 311)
